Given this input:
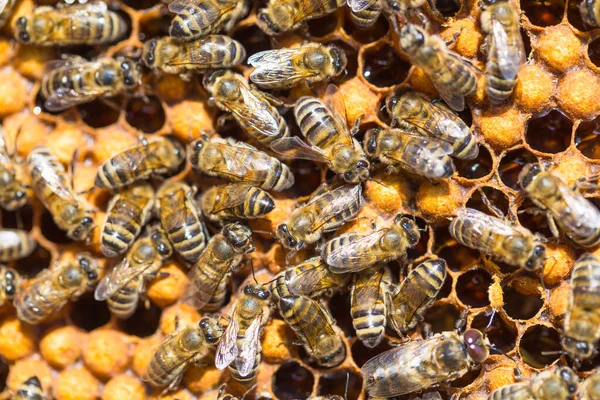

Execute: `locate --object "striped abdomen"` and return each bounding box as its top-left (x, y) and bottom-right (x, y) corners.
top-left (187, 35), bottom-right (246, 69)
top-left (566, 254), bottom-right (600, 342)
top-left (201, 272), bottom-right (231, 312)
top-left (50, 9), bottom-right (126, 45)
top-left (488, 382), bottom-right (531, 400)
top-left (14, 376), bottom-right (45, 400)
top-left (392, 135), bottom-right (454, 179)
top-left (485, 36), bottom-right (519, 104)
top-left (146, 343), bottom-right (187, 388)
top-left (15, 279), bottom-right (67, 324)
top-left (201, 184), bottom-right (275, 222)
top-left (292, 0), bottom-right (345, 19)
top-left (351, 267), bottom-right (390, 348)
top-left (350, 1), bottom-right (382, 28)
top-left (432, 52), bottom-right (477, 97)
top-left (295, 97), bottom-right (341, 150)
top-left (0, 229), bottom-right (36, 262)
top-left (170, 0), bottom-right (225, 38)
top-left (107, 278), bottom-right (142, 319)
top-left (449, 212), bottom-right (495, 251)
top-left (229, 335), bottom-right (260, 383)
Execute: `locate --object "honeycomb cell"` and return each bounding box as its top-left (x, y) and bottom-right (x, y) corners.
top-left (537, 26), bottom-right (582, 72)
top-left (138, 13), bottom-right (171, 41)
top-left (466, 187), bottom-right (509, 217)
top-left (40, 212), bottom-right (71, 244)
top-left (557, 68), bottom-right (600, 120)
top-left (435, 226), bottom-right (480, 272)
top-left (588, 37), bottom-right (600, 68)
top-left (525, 109), bottom-right (572, 154)
top-left (125, 96), bottom-right (166, 133)
top-left (521, 0), bottom-right (565, 27)
top-left (69, 297), bottom-right (111, 332)
top-left (423, 303), bottom-right (461, 334)
top-left (456, 269), bottom-right (492, 308)
top-left (317, 370), bottom-right (362, 400)
top-left (79, 100), bottom-right (121, 128)
top-left (519, 325), bottom-right (562, 368)
top-left (343, 10), bottom-right (389, 44)
top-left (15, 246), bottom-right (51, 277)
top-left (40, 326), bottom-right (83, 369)
top-left (478, 107), bottom-right (524, 150)
top-left (272, 361), bottom-right (314, 400)
top-left (308, 12), bottom-right (339, 37)
top-left (455, 145), bottom-right (493, 180)
top-left (351, 339), bottom-right (393, 368)
top-left (434, 0), bottom-right (461, 18)
top-left (361, 44), bottom-right (410, 88)
top-left (1, 205), bottom-right (34, 231)
top-left (0, 316), bottom-right (36, 361)
top-left (498, 148), bottom-right (537, 189)
top-left (232, 25), bottom-right (271, 56)
top-left (328, 292), bottom-right (355, 339)
top-left (514, 63), bottom-right (556, 113)
top-left (576, 117), bottom-right (600, 159)
top-left (503, 284), bottom-right (543, 320)
top-left (517, 198), bottom-right (554, 238)
top-left (471, 312), bottom-right (517, 354)
top-left (119, 303), bottom-right (162, 337)
top-left (121, 0), bottom-right (160, 10)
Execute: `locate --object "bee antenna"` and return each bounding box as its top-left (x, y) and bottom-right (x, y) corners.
top-left (250, 258), bottom-right (258, 285)
top-left (484, 308), bottom-right (496, 334)
top-left (370, 178), bottom-right (390, 189)
top-left (241, 383), bottom-right (258, 400)
top-left (344, 371), bottom-right (350, 400)
top-left (253, 229), bottom-right (277, 239)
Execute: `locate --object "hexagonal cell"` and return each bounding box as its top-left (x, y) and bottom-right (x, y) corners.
top-left (521, 0), bottom-right (565, 27)
top-left (455, 144), bottom-right (493, 180)
top-left (125, 96), bottom-right (166, 133)
top-left (517, 198), bottom-right (554, 238)
top-left (466, 186), bottom-right (510, 217)
top-left (423, 303), bottom-right (461, 334)
top-left (361, 44), bottom-right (410, 88)
top-left (41, 211), bottom-right (71, 244)
top-left (588, 37), bottom-right (600, 68)
top-left (78, 99), bottom-right (121, 128)
top-left (575, 116), bottom-right (600, 159)
top-left (471, 312), bottom-right (517, 354)
top-left (351, 337), bottom-right (394, 368)
top-left (498, 148), bottom-right (538, 189)
top-left (435, 225), bottom-right (480, 272)
top-left (433, 0), bottom-right (461, 18)
top-left (519, 325), bottom-right (562, 368)
top-left (118, 303), bottom-right (162, 337)
top-left (526, 110), bottom-right (572, 154)
top-left (70, 296), bottom-right (112, 332)
top-left (343, 9), bottom-right (389, 44)
top-left (308, 12), bottom-right (340, 37)
top-left (15, 246), bottom-right (51, 278)
top-left (456, 268), bottom-right (492, 308)
top-left (139, 13), bottom-right (171, 41)
top-left (232, 25), bottom-right (272, 56)
top-left (503, 284), bottom-right (543, 320)
top-left (1, 206), bottom-right (34, 232)
top-left (317, 370), bottom-right (362, 400)
top-left (121, 0), bottom-right (160, 10)
top-left (273, 361), bottom-right (314, 400)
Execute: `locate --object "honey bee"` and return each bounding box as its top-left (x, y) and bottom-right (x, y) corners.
top-left (256, 0), bottom-right (345, 35)
top-left (581, 0), bottom-right (600, 27)
top-left (95, 225), bottom-right (173, 319)
top-left (518, 163), bottom-right (600, 248)
top-left (449, 208), bottom-right (546, 271)
top-left (168, 0), bottom-right (248, 40)
top-left (480, 0), bottom-right (526, 104)
top-left (282, 256), bottom-right (350, 298)
top-left (188, 135), bottom-right (295, 192)
top-left (346, 0), bottom-right (382, 29)
top-left (275, 183), bottom-right (363, 252)
top-left (385, 91), bottom-right (479, 160)
top-left (202, 70), bottom-right (291, 148)
top-left (323, 214), bottom-right (420, 273)
top-left (273, 276), bottom-right (346, 367)
top-left (363, 127), bottom-right (455, 180)
top-left (145, 317), bottom-right (224, 390)
top-left (215, 284), bottom-right (272, 383)
top-left (95, 137), bottom-right (186, 190)
top-left (199, 183), bottom-right (275, 223)
top-left (561, 253), bottom-right (600, 365)
top-left (14, 1), bottom-right (127, 46)
top-left (351, 266), bottom-right (391, 348)
top-left (580, 370), bottom-right (600, 400)
top-left (142, 35), bottom-right (246, 75)
top-left (27, 146), bottom-right (96, 241)
top-left (488, 366), bottom-right (579, 400)
top-left (0, 0), bottom-right (17, 29)
top-left (272, 86), bottom-right (370, 183)
top-left (398, 23), bottom-right (478, 112)
top-left (0, 229), bottom-right (36, 262)
top-left (156, 181), bottom-right (208, 265)
top-left (13, 376), bottom-right (46, 400)
top-left (387, 258), bottom-right (447, 336)
top-left (0, 266), bottom-right (19, 308)
top-left (40, 56), bottom-right (140, 112)
top-left (0, 125), bottom-right (28, 212)
top-left (248, 43), bottom-right (347, 90)
top-left (362, 329), bottom-right (489, 397)
top-left (185, 223), bottom-right (254, 310)
top-left (101, 183), bottom-right (155, 258)
top-left (14, 252), bottom-right (100, 325)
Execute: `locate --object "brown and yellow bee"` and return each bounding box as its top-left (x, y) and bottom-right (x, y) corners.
top-left (142, 35), bottom-right (246, 75)
top-left (95, 137), bottom-right (186, 190)
top-left (199, 183), bottom-right (275, 223)
top-left (0, 126), bottom-right (28, 211)
top-left (281, 256), bottom-right (349, 298)
top-left (0, 0), bottom-right (17, 29)
top-left (346, 0), bottom-right (382, 29)
top-left (351, 266), bottom-right (391, 348)
top-left (168, 0), bottom-right (249, 40)
top-left (580, 370), bottom-right (600, 400)
top-left (256, 0), bottom-right (345, 35)
top-left (0, 229), bottom-right (36, 262)
top-left (488, 366), bottom-right (579, 400)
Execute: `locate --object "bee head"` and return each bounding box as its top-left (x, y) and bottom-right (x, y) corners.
top-left (120, 58), bottom-right (140, 88)
top-left (223, 223), bottom-right (255, 254)
top-left (556, 367), bottom-right (580, 395)
top-left (329, 45), bottom-right (348, 77)
top-left (3, 269), bottom-right (18, 298)
top-left (142, 39), bottom-right (157, 67)
top-left (394, 214), bottom-right (421, 246)
top-left (243, 283), bottom-right (271, 301)
top-left (15, 16), bottom-right (30, 43)
top-left (399, 23), bottom-right (425, 52)
top-left (202, 69), bottom-right (228, 92)
top-left (343, 159), bottom-right (370, 183)
top-left (70, 214), bottom-right (96, 241)
top-left (525, 244), bottom-right (546, 271)
top-left (199, 317), bottom-right (224, 345)
top-left (77, 252), bottom-right (100, 286)
top-left (385, 93), bottom-right (399, 115)
top-left (363, 128), bottom-right (381, 158)
top-left (463, 329), bottom-right (489, 364)
top-left (517, 162), bottom-right (543, 190)
top-left (275, 223), bottom-right (299, 250)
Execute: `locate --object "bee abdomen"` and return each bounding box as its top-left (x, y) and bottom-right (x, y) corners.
top-left (352, 306), bottom-right (385, 348)
top-left (229, 345), bottom-right (260, 383)
top-left (449, 214), bottom-right (483, 249)
top-left (107, 281), bottom-right (140, 319)
top-left (170, 1), bottom-right (219, 38)
top-left (146, 352), bottom-right (185, 387)
top-left (350, 1), bottom-right (382, 28)
top-left (295, 98), bottom-right (338, 147)
top-left (202, 275), bottom-right (230, 311)
top-left (101, 218), bottom-right (141, 257)
top-left (241, 187), bottom-right (275, 218)
top-left (168, 218), bottom-right (208, 264)
top-left (14, 376), bottom-right (45, 400)
top-left (95, 156), bottom-right (135, 189)
top-left (0, 229), bottom-right (36, 262)
top-left (569, 228), bottom-right (600, 248)
top-left (15, 288), bottom-right (57, 325)
top-left (485, 60), bottom-right (517, 104)
top-left (265, 161), bottom-right (295, 191)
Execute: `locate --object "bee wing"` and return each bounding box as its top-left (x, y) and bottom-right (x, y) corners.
top-left (323, 85), bottom-right (352, 138)
top-left (235, 316), bottom-right (262, 377)
top-left (210, 184), bottom-right (253, 213)
top-left (491, 19), bottom-right (524, 80)
top-left (557, 183), bottom-right (600, 236)
top-left (429, 78), bottom-right (465, 113)
top-left (28, 149), bottom-right (75, 200)
top-left (249, 48), bottom-right (319, 86)
top-left (94, 256), bottom-right (153, 300)
top-left (347, 0), bottom-right (372, 12)
top-left (0, 0), bottom-right (8, 15)
top-left (312, 184), bottom-right (363, 231)
top-left (210, 143), bottom-right (248, 177)
top-left (354, 267), bottom-right (385, 303)
top-left (226, 86), bottom-right (281, 138)
top-left (286, 259), bottom-right (339, 295)
top-left (215, 316), bottom-right (239, 370)
top-left (453, 208), bottom-right (518, 254)
top-left (270, 136), bottom-right (329, 163)
top-left (324, 230), bottom-right (385, 271)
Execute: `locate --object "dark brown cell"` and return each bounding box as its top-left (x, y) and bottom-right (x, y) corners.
top-left (70, 296), bottom-right (112, 332)
top-left (273, 361), bottom-right (314, 400)
top-left (576, 116), bottom-right (600, 159)
top-left (79, 99), bottom-right (121, 128)
top-left (361, 44), bottom-right (410, 88)
top-left (119, 303), bottom-right (162, 337)
top-left (498, 148), bottom-right (537, 189)
top-left (503, 284), bottom-right (544, 320)
top-left (519, 325), bottom-right (562, 368)
top-left (521, 0), bottom-right (565, 27)
top-left (317, 370), bottom-right (362, 400)
top-left (125, 96), bottom-right (166, 133)
top-left (526, 110), bottom-right (572, 154)
top-left (466, 186), bottom-right (510, 217)
top-left (455, 145), bottom-right (493, 180)
top-left (423, 303), bottom-right (461, 334)
top-left (456, 269), bottom-right (492, 308)
top-left (471, 311), bottom-right (518, 354)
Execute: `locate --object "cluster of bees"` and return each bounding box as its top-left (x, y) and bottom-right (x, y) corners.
top-left (0, 0), bottom-right (599, 396)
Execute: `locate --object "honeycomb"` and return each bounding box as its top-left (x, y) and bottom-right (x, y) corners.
top-left (0, 0), bottom-right (599, 397)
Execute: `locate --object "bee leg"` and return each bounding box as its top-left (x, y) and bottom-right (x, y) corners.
top-left (350, 115), bottom-right (363, 136)
top-left (421, 322), bottom-right (433, 339)
top-left (444, 28), bottom-right (463, 48)
top-left (477, 188), bottom-right (505, 219)
top-left (573, 173), bottom-right (600, 191)
top-left (385, 165), bottom-right (400, 175)
top-left (216, 114), bottom-right (235, 130)
top-left (455, 308), bottom-right (469, 333)
top-left (162, 372), bottom-right (184, 394)
top-left (546, 214), bottom-right (560, 240)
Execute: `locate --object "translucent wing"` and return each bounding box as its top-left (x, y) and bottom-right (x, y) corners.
top-left (94, 256), bottom-right (155, 300)
top-left (430, 76), bottom-right (465, 113)
top-left (324, 230), bottom-right (385, 272)
top-left (28, 149), bottom-right (75, 201)
top-left (453, 208), bottom-right (519, 254)
top-left (0, 0), bottom-right (8, 15)
top-left (159, 189), bottom-right (197, 232)
top-left (168, 0), bottom-right (227, 24)
top-left (238, 86), bottom-right (281, 137)
top-left (312, 184), bottom-right (363, 231)
top-left (347, 0), bottom-right (372, 12)
top-left (270, 137), bottom-right (329, 162)
top-left (209, 142), bottom-right (248, 177)
top-left (68, 1), bottom-right (107, 14)
top-left (556, 183), bottom-right (600, 237)
top-left (286, 258), bottom-right (342, 296)
top-left (215, 316), bottom-right (239, 370)
top-left (353, 267), bottom-right (385, 306)
top-left (210, 184), bottom-right (252, 213)
top-left (107, 142), bottom-right (161, 175)
top-left (323, 85), bottom-right (352, 139)
top-left (235, 316), bottom-right (261, 377)
top-left (492, 19), bottom-right (524, 80)
top-left (44, 55), bottom-right (88, 70)
top-left (249, 48), bottom-right (318, 86)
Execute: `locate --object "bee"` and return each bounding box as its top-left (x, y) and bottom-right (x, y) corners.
top-left (185, 223), bottom-right (254, 310)
top-left (40, 56), bottom-right (140, 112)
top-left (518, 163), bottom-right (600, 248)
top-left (157, 181), bottom-right (208, 265)
top-left (27, 146), bottom-right (96, 241)
top-left (94, 225), bottom-right (173, 319)
top-left (0, 126), bottom-right (27, 212)
top-left (398, 23), bottom-right (478, 112)
top-left (14, 1), bottom-right (127, 46)
top-left (168, 0), bottom-right (249, 40)
top-left (142, 35), bottom-right (246, 75)
top-left (346, 0), bottom-right (382, 29)
top-left (256, 0), bottom-right (345, 35)
top-left (101, 183), bottom-right (155, 258)
top-left (0, 266), bottom-right (19, 308)
top-left (248, 43), bottom-right (347, 90)
top-left (14, 252), bottom-right (100, 325)
top-left (488, 366), bottom-right (579, 400)
top-left (449, 208), bottom-right (546, 271)
top-left (202, 70), bottom-right (290, 148)
top-left (95, 137), bottom-right (186, 190)
top-left (323, 214), bottom-right (420, 273)
top-left (0, 229), bottom-right (36, 262)
top-left (581, 0), bottom-right (600, 27)
top-left (272, 86), bottom-right (370, 183)
top-left (275, 183), bottom-right (363, 252)
top-left (282, 256), bottom-right (350, 298)
top-left (0, 0), bottom-right (17, 29)
top-left (351, 266), bottom-right (391, 348)
top-left (145, 317), bottom-right (224, 390)
top-left (215, 284), bottom-right (272, 383)
top-left (199, 183), bottom-right (275, 223)
top-left (387, 258), bottom-right (447, 336)
top-left (362, 328), bottom-right (489, 397)
top-left (385, 91), bottom-right (479, 160)
top-left (480, 0), bottom-right (526, 104)
top-left (363, 127), bottom-right (455, 180)
top-left (273, 276), bottom-right (346, 367)
top-left (580, 370), bottom-right (600, 400)
top-left (188, 135), bottom-right (295, 192)
top-left (13, 376), bottom-right (46, 400)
